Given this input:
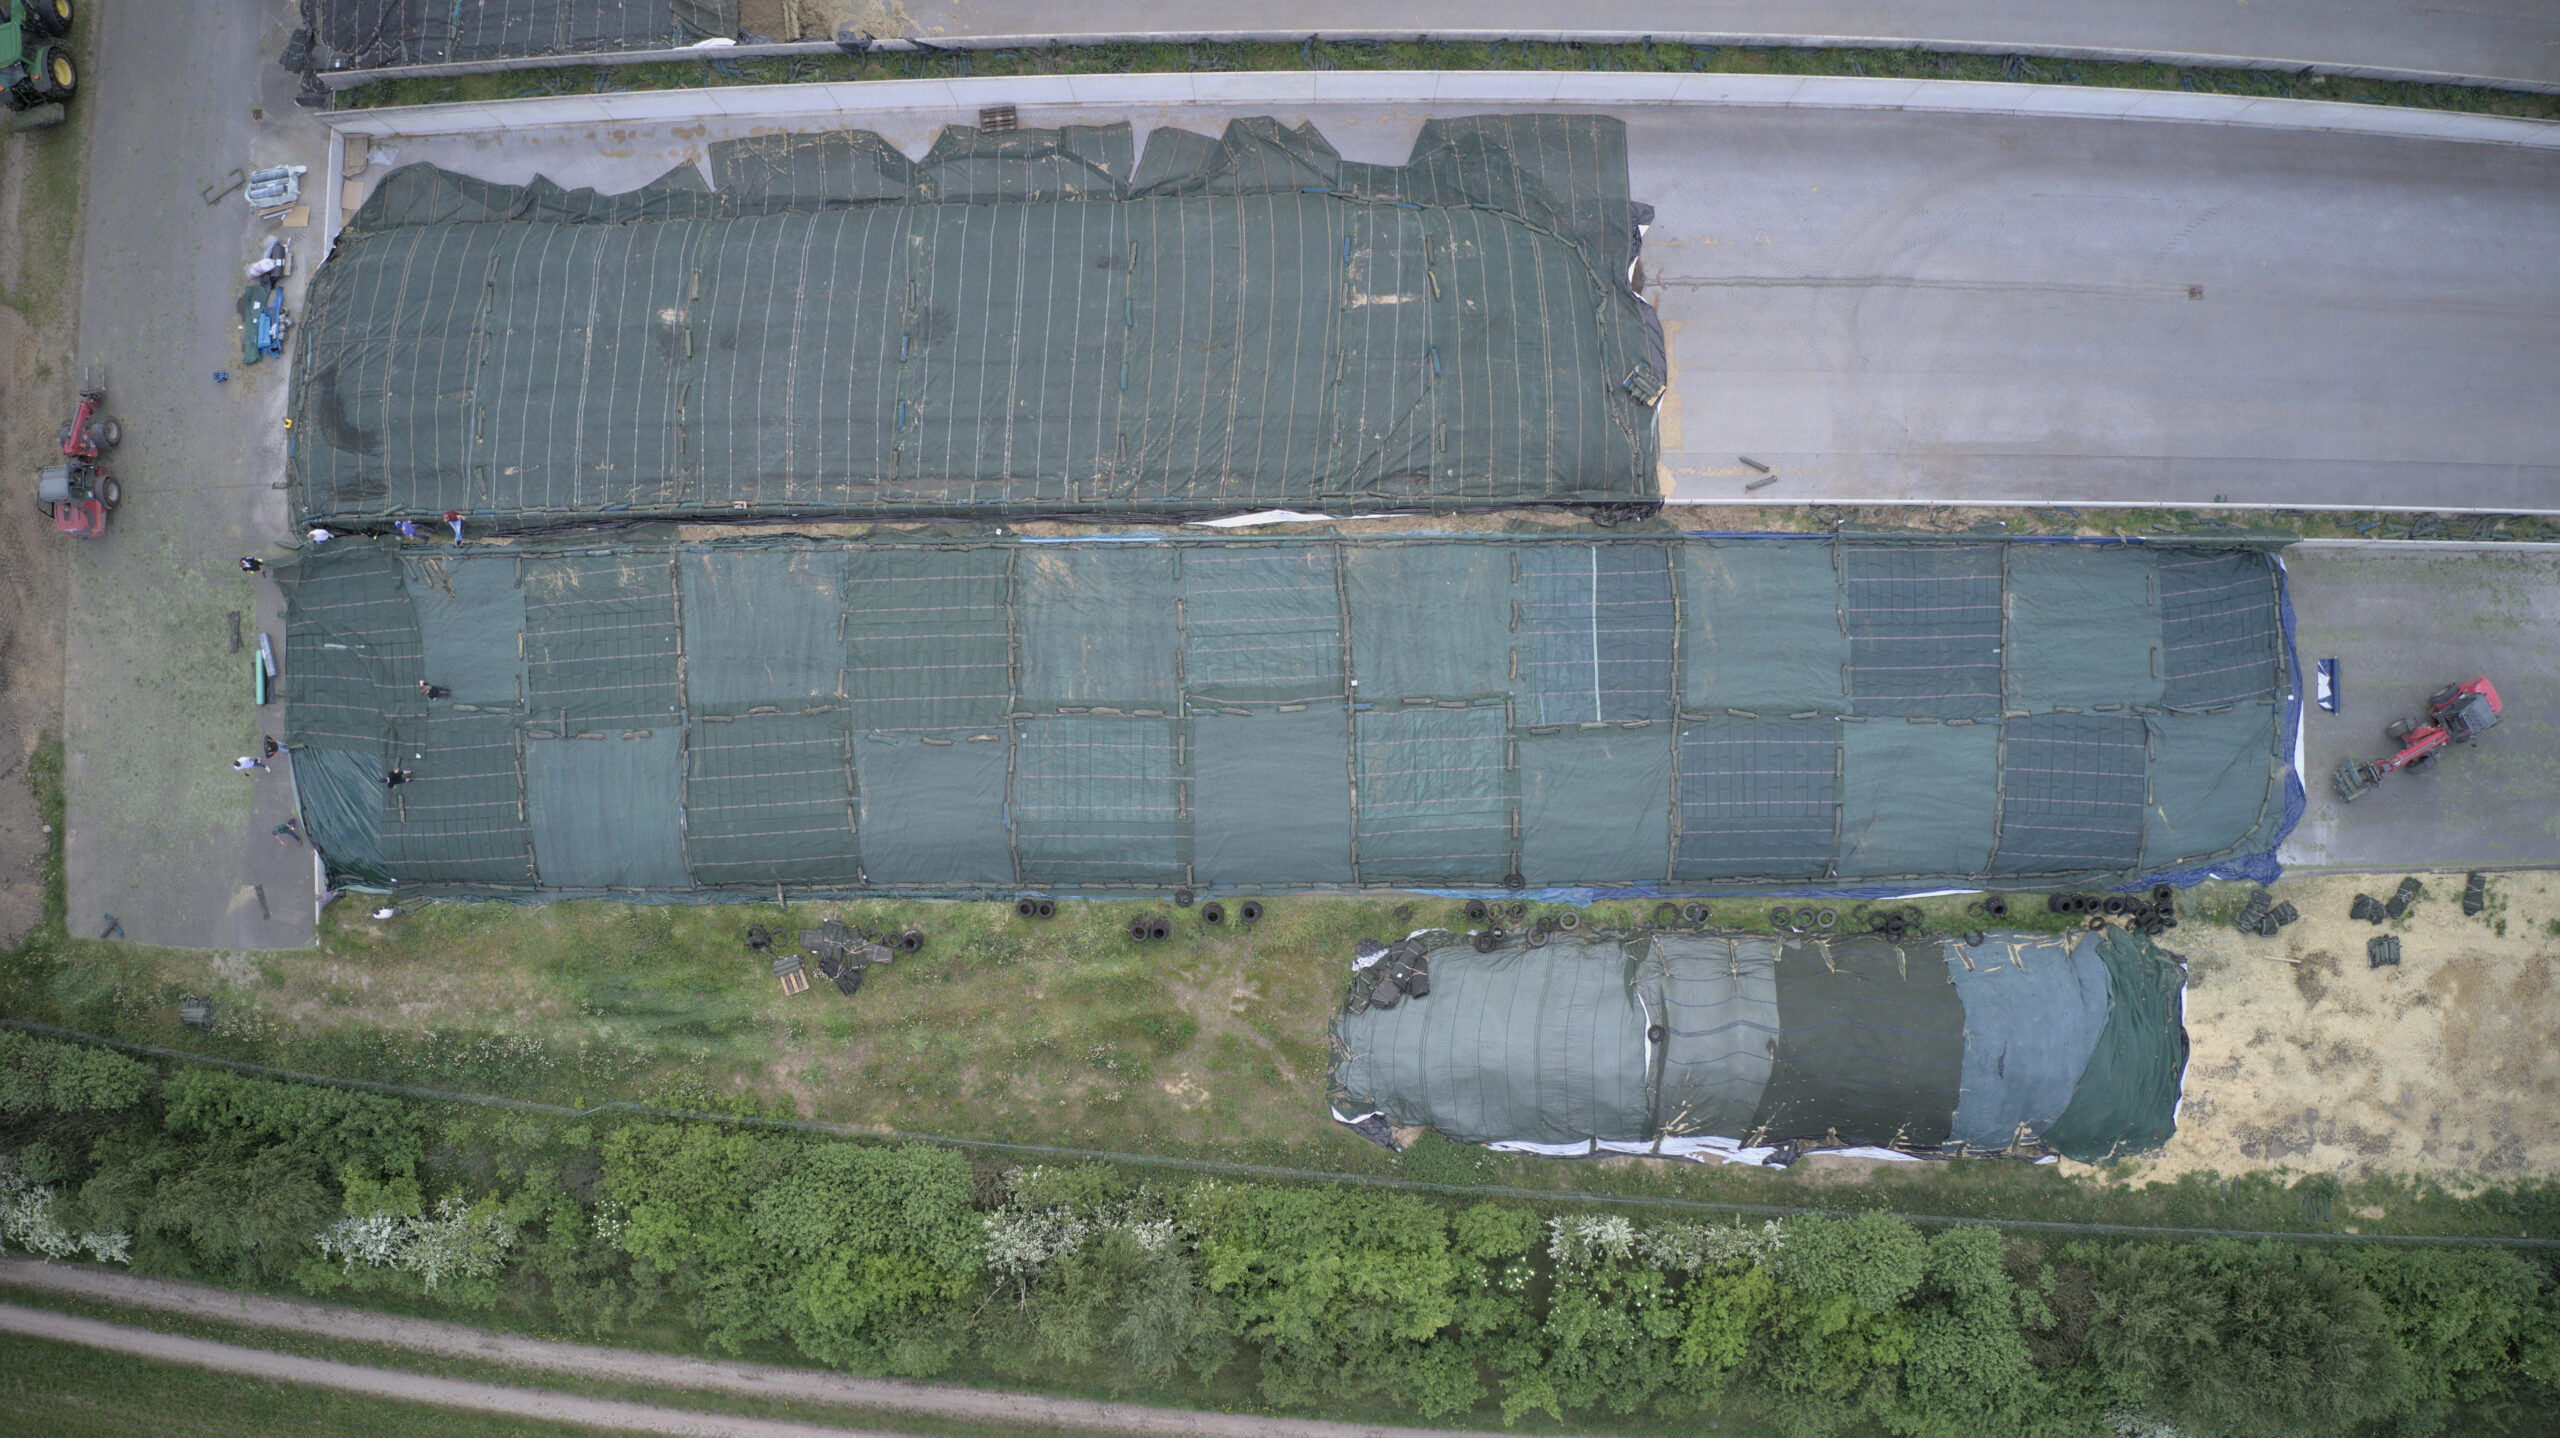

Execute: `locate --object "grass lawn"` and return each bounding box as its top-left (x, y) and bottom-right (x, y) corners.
top-left (0, 1328), bottom-right (628, 1438)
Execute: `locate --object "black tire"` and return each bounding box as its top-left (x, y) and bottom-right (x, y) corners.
top-left (32, 0), bottom-right (73, 38)
top-left (897, 930), bottom-right (924, 953)
top-left (1471, 931), bottom-right (1496, 953)
top-left (2151, 884), bottom-right (2174, 907)
top-left (1035, 898), bottom-right (1056, 919)
top-left (1646, 1024), bottom-right (1667, 1045)
top-left (1016, 898), bottom-right (1040, 918)
top-left (1504, 900), bottom-right (1527, 921)
top-left (1200, 901), bottom-right (1225, 925)
top-left (1239, 900), bottom-right (1262, 924)
top-left (1651, 901), bottom-right (1681, 925)
top-left (1815, 907), bottom-right (1837, 929)
top-left (1174, 888), bottom-right (1194, 908)
top-left (1964, 931), bottom-right (1986, 947)
top-left (99, 476), bottom-right (120, 509)
top-left (1127, 917), bottom-right (1152, 943)
top-left (1769, 905), bottom-right (1792, 928)
top-left (1984, 895), bottom-right (2009, 919)
top-left (1525, 927), bottom-right (1547, 947)
top-left (88, 418), bottom-right (118, 451)
top-left (1682, 902), bottom-right (1709, 923)
top-left (1464, 899), bottom-right (1488, 920)
top-left (2102, 896), bottom-right (2127, 916)
top-left (2430, 685), bottom-right (2460, 710)
top-left (2386, 717), bottom-right (2412, 742)
top-left (1146, 920), bottom-right (1170, 942)
top-left (33, 45), bottom-right (74, 101)
top-left (1557, 911), bottom-right (1580, 930)
top-left (1503, 872), bottom-right (1525, 891)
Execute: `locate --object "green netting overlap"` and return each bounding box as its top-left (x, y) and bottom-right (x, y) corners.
top-left (854, 730), bottom-right (1013, 885)
top-left (1190, 707), bottom-right (1354, 885)
top-left (1518, 727), bottom-right (1673, 886)
top-left (524, 553), bottom-right (680, 729)
top-left (289, 115), bottom-right (1661, 524)
top-left (1012, 716), bottom-right (1185, 886)
top-left (1645, 935), bottom-right (1780, 1138)
top-left (1673, 722), bottom-right (1838, 881)
top-left (1354, 705), bottom-right (1515, 884)
top-left (284, 547), bottom-right (424, 752)
top-left (680, 549), bottom-right (847, 712)
top-left (1678, 540), bottom-right (1846, 716)
top-left (378, 711), bottom-right (533, 886)
top-left (1178, 546), bottom-right (1344, 703)
top-left (1991, 713), bottom-right (2150, 878)
top-left (1516, 544), bottom-right (1675, 725)
top-left (1016, 547), bottom-right (1179, 711)
top-left (2006, 544), bottom-right (2162, 711)
top-left (1836, 719), bottom-right (2000, 879)
top-left (1844, 543), bottom-right (2005, 718)
top-left (683, 713), bottom-right (858, 886)
top-left (841, 548), bottom-right (1012, 732)
top-left (526, 730), bottom-right (687, 889)
top-left (406, 553), bottom-right (525, 708)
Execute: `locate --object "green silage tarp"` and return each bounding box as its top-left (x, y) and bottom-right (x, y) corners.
top-left (306, 0), bottom-right (735, 69)
top-left (2042, 925), bottom-right (2191, 1161)
top-left (288, 115), bottom-right (1662, 525)
top-left (1331, 926), bottom-right (2187, 1159)
top-left (278, 533), bottom-right (2291, 897)
top-left (1333, 937), bottom-right (1651, 1146)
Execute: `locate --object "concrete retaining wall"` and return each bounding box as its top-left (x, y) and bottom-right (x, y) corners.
top-left (320, 70), bottom-right (2560, 150)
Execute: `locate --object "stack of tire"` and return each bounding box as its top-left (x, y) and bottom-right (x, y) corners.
top-left (1346, 939), bottom-right (1433, 1012)
top-left (2047, 885), bottom-right (2181, 937)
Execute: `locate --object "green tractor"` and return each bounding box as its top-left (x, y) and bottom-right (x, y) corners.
top-left (0, 0), bottom-right (77, 131)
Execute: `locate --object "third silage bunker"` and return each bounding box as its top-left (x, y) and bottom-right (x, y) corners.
top-left (278, 531), bottom-right (2295, 898)
top-left (287, 115), bottom-right (1663, 524)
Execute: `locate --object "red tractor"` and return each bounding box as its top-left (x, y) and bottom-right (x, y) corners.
top-left (34, 384), bottom-right (118, 538)
top-left (2334, 675), bottom-right (2502, 802)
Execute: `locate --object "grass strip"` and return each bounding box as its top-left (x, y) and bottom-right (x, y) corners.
top-left (335, 40), bottom-right (2560, 119)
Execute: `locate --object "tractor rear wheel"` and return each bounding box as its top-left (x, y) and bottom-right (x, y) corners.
top-left (2386, 717), bottom-right (2412, 741)
top-left (87, 417), bottom-right (118, 450)
top-left (99, 477), bottom-right (120, 509)
top-left (34, 47), bottom-right (75, 102)
top-left (31, 0), bottom-right (73, 38)
top-left (2430, 685), bottom-right (2460, 710)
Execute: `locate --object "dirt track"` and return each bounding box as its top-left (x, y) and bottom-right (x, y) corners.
top-left (0, 1258), bottom-right (1508, 1438)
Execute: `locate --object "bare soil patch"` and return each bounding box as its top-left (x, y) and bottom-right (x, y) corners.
top-left (2099, 871), bottom-right (2560, 1186)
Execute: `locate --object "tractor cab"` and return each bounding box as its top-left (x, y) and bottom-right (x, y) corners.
top-left (2438, 677), bottom-right (2501, 743)
top-left (37, 458), bottom-right (115, 538)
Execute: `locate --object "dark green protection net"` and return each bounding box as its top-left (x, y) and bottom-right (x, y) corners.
top-left (288, 115), bottom-right (1665, 525)
top-left (278, 532), bottom-right (2291, 900)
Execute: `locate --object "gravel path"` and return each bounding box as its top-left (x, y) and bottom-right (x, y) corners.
top-left (0, 1259), bottom-right (1498, 1438)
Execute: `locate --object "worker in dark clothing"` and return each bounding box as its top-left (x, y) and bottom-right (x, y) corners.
top-left (383, 768), bottom-right (414, 788)
top-left (417, 680), bottom-right (451, 700)
top-left (239, 556), bottom-right (266, 573)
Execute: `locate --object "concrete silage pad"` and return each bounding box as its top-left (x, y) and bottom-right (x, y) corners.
top-left (344, 82), bottom-right (2560, 516)
top-left (62, 0), bottom-right (323, 950)
top-left (2278, 544), bottom-right (2560, 874)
